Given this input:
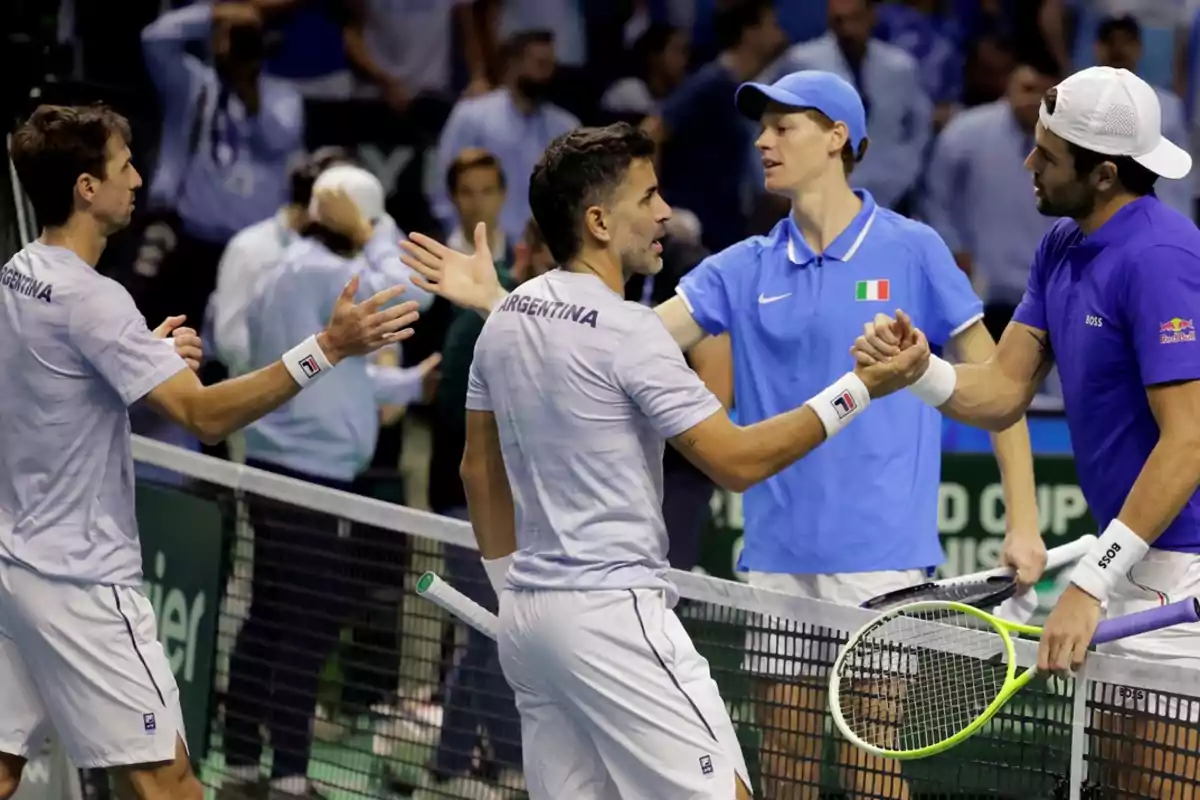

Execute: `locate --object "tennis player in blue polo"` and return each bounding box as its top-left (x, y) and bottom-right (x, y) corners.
top-left (857, 66), bottom-right (1200, 798)
top-left (670, 70), bottom-right (1044, 799)
top-left (396, 70), bottom-right (1045, 799)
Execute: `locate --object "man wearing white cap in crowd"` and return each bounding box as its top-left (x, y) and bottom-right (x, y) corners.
top-left (856, 66), bottom-right (1200, 799)
top-left (221, 164), bottom-right (440, 800)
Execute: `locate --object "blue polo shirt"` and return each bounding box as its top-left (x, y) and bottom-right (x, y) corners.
top-left (677, 190), bottom-right (982, 574)
top-left (1012, 197), bottom-right (1200, 554)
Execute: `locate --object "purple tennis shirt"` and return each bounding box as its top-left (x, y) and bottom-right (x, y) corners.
top-left (1013, 196), bottom-right (1200, 553)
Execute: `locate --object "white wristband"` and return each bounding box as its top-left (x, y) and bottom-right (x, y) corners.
top-left (804, 372), bottom-right (870, 439)
top-left (909, 354), bottom-right (957, 407)
top-left (282, 335), bottom-right (334, 388)
top-left (482, 554), bottom-right (513, 595)
top-left (1067, 519), bottom-right (1149, 602)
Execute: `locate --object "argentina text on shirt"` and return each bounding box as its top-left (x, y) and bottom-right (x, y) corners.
top-left (0, 262), bottom-right (53, 302)
top-left (497, 292), bottom-right (599, 328)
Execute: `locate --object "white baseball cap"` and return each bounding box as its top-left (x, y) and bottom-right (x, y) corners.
top-left (308, 164), bottom-right (386, 224)
top-left (1039, 66), bottom-right (1192, 180)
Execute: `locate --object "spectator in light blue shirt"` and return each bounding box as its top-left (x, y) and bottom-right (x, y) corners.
top-left (142, 3), bottom-right (303, 246)
top-left (771, 0), bottom-right (933, 210)
top-left (873, 0), bottom-right (966, 128)
top-left (137, 1), bottom-right (304, 336)
top-left (430, 31), bottom-right (579, 244)
top-left (922, 60), bottom-right (1059, 341)
top-left (223, 165), bottom-right (438, 800)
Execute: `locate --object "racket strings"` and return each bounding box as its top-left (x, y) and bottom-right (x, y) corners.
top-left (837, 607), bottom-right (1011, 753)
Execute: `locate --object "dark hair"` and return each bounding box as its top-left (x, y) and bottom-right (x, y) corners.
top-left (522, 217), bottom-right (547, 251)
top-left (300, 222), bottom-right (357, 258)
top-left (713, 0), bottom-right (775, 52)
top-left (808, 111), bottom-right (869, 176)
top-left (1015, 55), bottom-right (1061, 81)
top-left (446, 148), bottom-right (507, 195)
top-left (501, 29), bottom-right (554, 63)
top-left (528, 123), bottom-right (656, 264)
top-left (632, 23), bottom-right (680, 78)
top-left (9, 104), bottom-right (133, 228)
top-left (1096, 14), bottom-right (1140, 44)
top-left (289, 145), bottom-right (353, 206)
top-left (1042, 88), bottom-right (1158, 195)
top-left (228, 21), bottom-right (266, 62)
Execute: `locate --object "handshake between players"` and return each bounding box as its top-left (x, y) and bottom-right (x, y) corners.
top-left (849, 309), bottom-right (931, 399)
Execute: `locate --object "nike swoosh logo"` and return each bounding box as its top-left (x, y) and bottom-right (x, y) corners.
top-left (758, 292), bottom-right (792, 304)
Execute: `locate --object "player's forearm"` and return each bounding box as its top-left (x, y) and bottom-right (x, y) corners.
top-left (723, 406), bottom-right (827, 492)
top-left (181, 331), bottom-right (344, 443)
top-left (654, 295), bottom-right (708, 352)
top-left (937, 361), bottom-right (1036, 430)
top-left (461, 460), bottom-right (517, 559)
top-left (1114, 434), bottom-right (1200, 545)
top-left (988, 421), bottom-right (1041, 535)
top-left (188, 362), bottom-right (303, 444)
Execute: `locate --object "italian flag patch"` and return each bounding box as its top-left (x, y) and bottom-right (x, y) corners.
top-left (855, 279), bottom-right (890, 301)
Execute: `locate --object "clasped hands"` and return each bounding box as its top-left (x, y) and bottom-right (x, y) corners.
top-left (851, 309), bottom-right (933, 398)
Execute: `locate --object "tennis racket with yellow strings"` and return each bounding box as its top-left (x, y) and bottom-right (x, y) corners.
top-left (829, 594), bottom-right (1200, 760)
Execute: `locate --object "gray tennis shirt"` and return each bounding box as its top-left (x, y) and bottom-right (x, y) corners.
top-left (466, 269), bottom-right (722, 601)
top-left (0, 242), bottom-right (187, 586)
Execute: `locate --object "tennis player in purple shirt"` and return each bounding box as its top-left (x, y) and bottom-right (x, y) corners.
top-left (857, 66), bottom-right (1200, 797)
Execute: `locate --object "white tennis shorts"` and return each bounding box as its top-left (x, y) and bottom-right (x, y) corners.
top-left (743, 569), bottom-right (925, 680)
top-left (0, 557), bottom-right (187, 768)
top-left (1094, 548), bottom-right (1200, 722)
top-left (499, 588), bottom-right (751, 799)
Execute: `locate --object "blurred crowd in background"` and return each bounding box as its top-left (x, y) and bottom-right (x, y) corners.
top-left (5, 1), bottom-right (1200, 798)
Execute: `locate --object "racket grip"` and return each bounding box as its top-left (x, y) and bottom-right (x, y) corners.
top-left (1045, 534), bottom-right (1097, 571)
top-left (416, 571), bottom-right (500, 640)
top-left (1092, 597), bottom-right (1200, 645)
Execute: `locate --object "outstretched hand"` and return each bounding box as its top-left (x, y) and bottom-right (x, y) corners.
top-left (399, 221), bottom-right (506, 314)
top-left (320, 276), bottom-right (421, 363)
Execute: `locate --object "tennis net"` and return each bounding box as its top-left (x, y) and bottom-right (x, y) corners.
top-left (130, 437), bottom-right (1200, 800)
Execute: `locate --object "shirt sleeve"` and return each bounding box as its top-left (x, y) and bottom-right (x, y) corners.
top-left (914, 225), bottom-right (983, 346)
top-left (361, 221), bottom-right (436, 311)
top-left (466, 338), bottom-right (492, 412)
top-left (210, 233), bottom-right (260, 375)
top-left (1124, 244), bottom-right (1200, 386)
top-left (613, 313), bottom-right (724, 439)
top-left (675, 249), bottom-right (737, 336)
top-left (68, 281), bottom-right (189, 406)
top-left (920, 120), bottom-right (970, 254)
top-left (366, 363), bottom-right (425, 407)
top-left (430, 103), bottom-right (475, 234)
top-left (1012, 230), bottom-right (1053, 333)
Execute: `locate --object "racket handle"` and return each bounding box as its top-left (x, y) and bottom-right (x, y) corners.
top-left (1045, 534), bottom-right (1098, 571)
top-left (944, 535), bottom-right (1097, 585)
top-left (1092, 597), bottom-right (1200, 645)
top-left (416, 571), bottom-right (500, 640)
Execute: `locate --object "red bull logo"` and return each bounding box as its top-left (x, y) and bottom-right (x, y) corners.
top-left (1160, 317), bottom-right (1196, 344)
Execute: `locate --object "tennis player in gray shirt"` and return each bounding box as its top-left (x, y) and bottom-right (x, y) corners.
top-left (428, 123), bottom-right (931, 799)
top-left (0, 105), bottom-right (420, 800)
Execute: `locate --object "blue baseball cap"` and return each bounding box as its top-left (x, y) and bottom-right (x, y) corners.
top-left (735, 70), bottom-right (868, 149)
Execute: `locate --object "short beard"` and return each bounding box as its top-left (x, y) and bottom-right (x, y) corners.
top-left (1036, 181), bottom-right (1096, 219)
